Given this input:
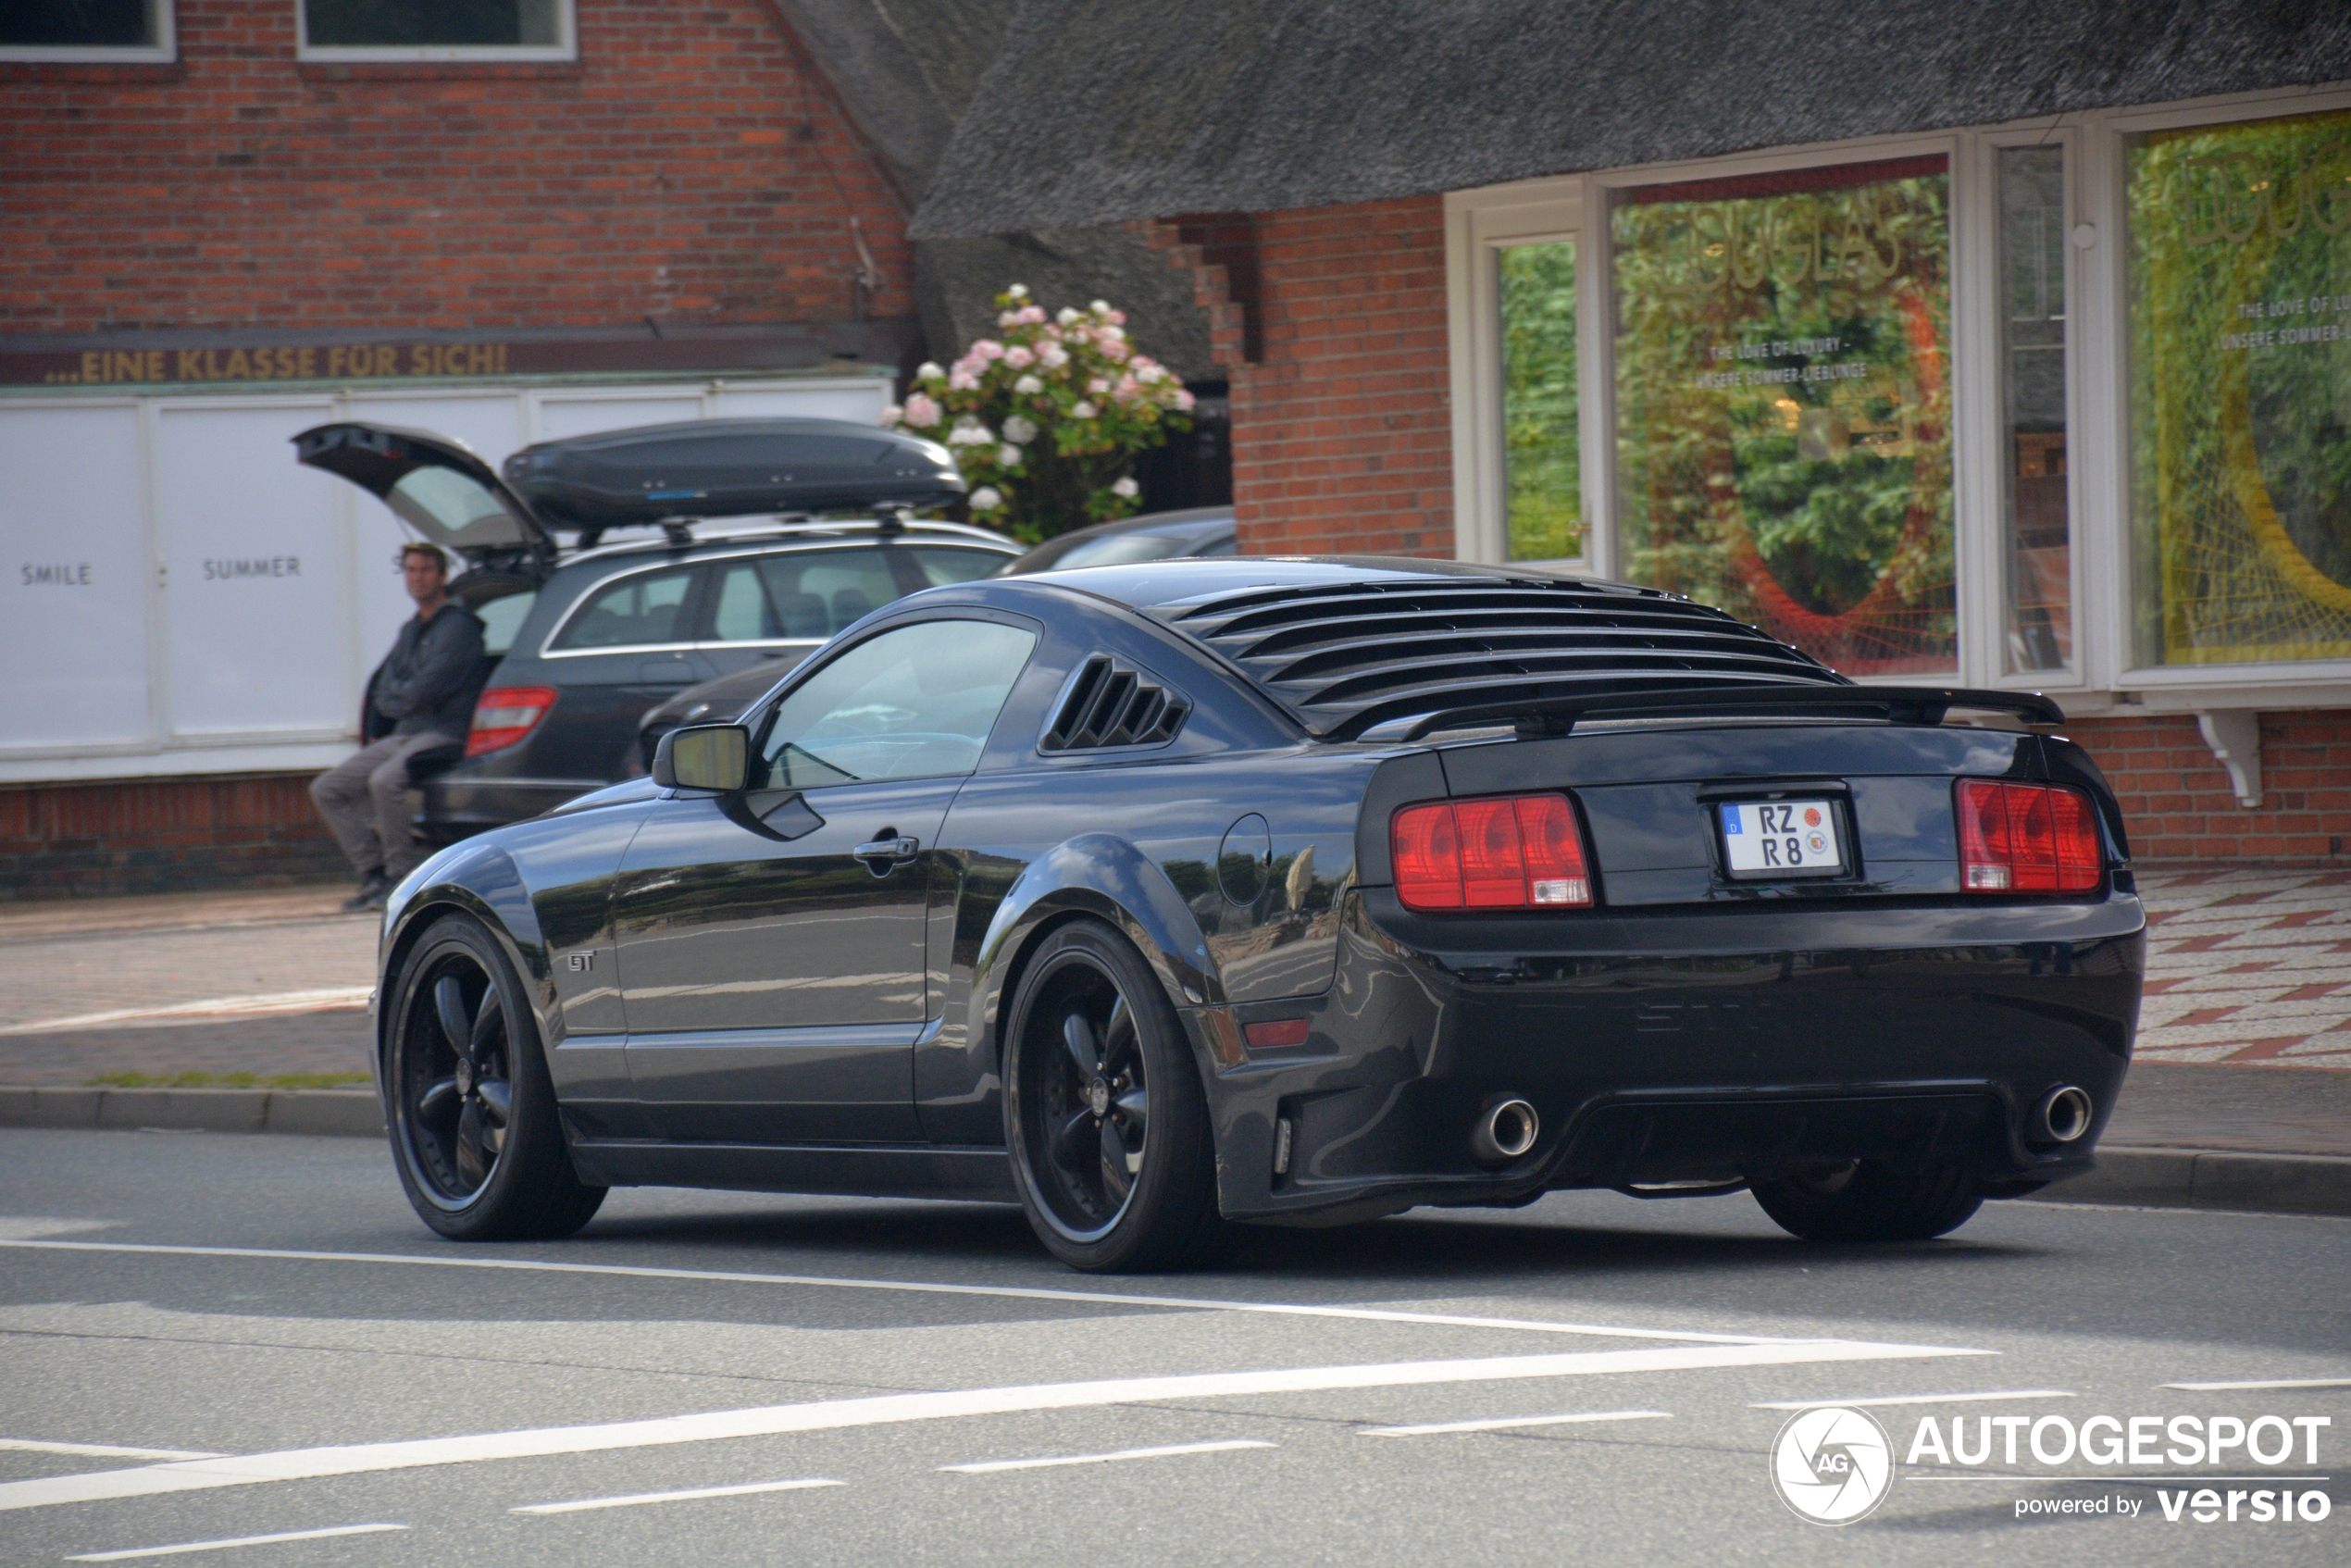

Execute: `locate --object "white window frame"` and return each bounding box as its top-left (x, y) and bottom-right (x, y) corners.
top-left (295, 0), bottom-right (577, 63)
top-left (1446, 87), bottom-right (2351, 708)
top-left (0, 0), bottom-right (175, 63)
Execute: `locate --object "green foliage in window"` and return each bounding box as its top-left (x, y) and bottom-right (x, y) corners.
top-left (1499, 243), bottom-right (1582, 560)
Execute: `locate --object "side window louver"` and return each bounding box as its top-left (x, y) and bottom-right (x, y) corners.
top-left (1041, 654), bottom-right (1190, 752)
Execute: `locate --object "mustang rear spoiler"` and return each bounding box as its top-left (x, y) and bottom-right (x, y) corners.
top-left (1350, 685), bottom-right (2066, 743)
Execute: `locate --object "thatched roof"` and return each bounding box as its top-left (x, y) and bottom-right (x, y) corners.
top-left (911, 0), bottom-right (2351, 237)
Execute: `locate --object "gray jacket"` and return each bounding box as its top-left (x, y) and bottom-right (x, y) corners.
top-left (365, 603), bottom-right (487, 741)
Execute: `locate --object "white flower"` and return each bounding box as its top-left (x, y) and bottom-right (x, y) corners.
top-left (1014, 374), bottom-right (1044, 394)
top-left (1001, 415), bottom-right (1038, 444)
top-left (970, 486), bottom-right (1004, 510)
top-left (1057, 307), bottom-right (1082, 326)
top-left (1037, 342), bottom-right (1068, 368)
top-left (1072, 400), bottom-right (1098, 419)
top-left (880, 404), bottom-right (902, 426)
top-left (1112, 477), bottom-right (1139, 499)
top-left (1090, 299), bottom-right (1111, 314)
top-left (1136, 363), bottom-right (1166, 383)
top-left (915, 361), bottom-right (944, 380)
top-left (1098, 323), bottom-right (1125, 341)
top-left (1007, 284), bottom-right (1029, 299)
top-left (948, 369), bottom-right (979, 392)
top-left (1088, 377), bottom-right (1110, 394)
top-left (999, 310), bottom-right (1021, 328)
top-left (998, 444), bottom-right (1024, 467)
top-left (947, 418), bottom-right (993, 445)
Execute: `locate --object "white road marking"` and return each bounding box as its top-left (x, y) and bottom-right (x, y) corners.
top-left (0, 1338), bottom-right (1988, 1513)
top-left (514, 1478), bottom-right (841, 1514)
top-left (1751, 1389), bottom-right (2074, 1411)
top-left (0, 1217), bottom-right (118, 1240)
top-left (944, 1439), bottom-right (1274, 1474)
top-left (0, 989), bottom-right (372, 1036)
top-left (2162, 1376), bottom-right (2351, 1392)
top-left (1360, 1409), bottom-right (1669, 1437)
top-left (0, 1238), bottom-right (1801, 1346)
top-left (0, 1439), bottom-right (224, 1462)
top-left (67, 1524), bottom-right (406, 1561)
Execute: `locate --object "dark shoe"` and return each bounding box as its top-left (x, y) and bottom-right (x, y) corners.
top-left (342, 872), bottom-right (392, 913)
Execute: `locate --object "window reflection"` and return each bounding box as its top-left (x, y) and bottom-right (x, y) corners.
top-left (2001, 145), bottom-right (2071, 672)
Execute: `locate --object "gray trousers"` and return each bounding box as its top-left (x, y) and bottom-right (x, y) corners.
top-left (310, 731), bottom-right (455, 881)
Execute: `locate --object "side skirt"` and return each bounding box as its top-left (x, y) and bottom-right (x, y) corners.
top-left (568, 1139), bottom-right (1018, 1202)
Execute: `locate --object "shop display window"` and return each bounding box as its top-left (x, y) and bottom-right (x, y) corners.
top-left (1999, 145), bottom-right (2073, 673)
top-left (2128, 108), bottom-right (2351, 666)
top-left (1611, 156), bottom-right (1956, 675)
top-left (1499, 241), bottom-right (1582, 562)
top-left (300, 0), bottom-right (571, 56)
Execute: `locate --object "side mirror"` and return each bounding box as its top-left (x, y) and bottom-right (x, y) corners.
top-left (652, 724), bottom-right (750, 791)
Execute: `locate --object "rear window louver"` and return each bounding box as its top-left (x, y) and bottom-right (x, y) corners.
top-left (1156, 578), bottom-right (1843, 739)
top-left (1042, 655), bottom-right (1191, 752)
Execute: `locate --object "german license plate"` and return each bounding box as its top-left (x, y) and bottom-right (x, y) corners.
top-left (1719, 800), bottom-right (1843, 875)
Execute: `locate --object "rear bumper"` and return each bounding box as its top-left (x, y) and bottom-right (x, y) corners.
top-left (1195, 890), bottom-right (2146, 1222)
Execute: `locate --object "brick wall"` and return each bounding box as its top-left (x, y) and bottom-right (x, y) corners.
top-left (2066, 711), bottom-right (2351, 866)
top-left (1151, 197), bottom-right (1452, 557)
top-left (1, 0), bottom-right (910, 333)
top-left (0, 775), bottom-right (345, 902)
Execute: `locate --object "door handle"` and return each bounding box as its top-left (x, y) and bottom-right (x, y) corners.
top-left (852, 834), bottom-right (920, 872)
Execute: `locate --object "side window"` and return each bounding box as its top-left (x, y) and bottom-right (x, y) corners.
top-left (756, 548), bottom-right (901, 639)
top-left (759, 620), bottom-right (1038, 788)
top-left (709, 564), bottom-right (782, 643)
top-left (551, 565), bottom-right (699, 651)
top-left (475, 590), bottom-right (539, 656)
top-left (903, 545), bottom-right (1010, 587)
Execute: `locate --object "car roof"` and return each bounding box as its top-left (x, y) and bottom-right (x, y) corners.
top-left (969, 556), bottom-right (1838, 740)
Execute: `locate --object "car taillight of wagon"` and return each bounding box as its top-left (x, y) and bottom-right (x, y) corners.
top-left (466, 686), bottom-right (558, 757)
top-left (1392, 794), bottom-right (1593, 912)
top-left (1955, 778), bottom-right (2103, 893)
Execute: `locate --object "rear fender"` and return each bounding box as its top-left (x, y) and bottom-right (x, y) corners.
top-left (969, 834), bottom-right (1217, 1078)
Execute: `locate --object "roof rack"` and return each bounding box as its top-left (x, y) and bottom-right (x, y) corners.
top-left (566, 514), bottom-right (1009, 566)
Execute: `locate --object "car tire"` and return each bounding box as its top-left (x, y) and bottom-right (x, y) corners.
top-left (384, 913), bottom-right (607, 1241)
top-left (1002, 918), bottom-right (1225, 1273)
top-left (1748, 1157), bottom-right (1984, 1242)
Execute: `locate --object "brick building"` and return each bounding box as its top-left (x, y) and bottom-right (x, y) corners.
top-left (1, 0), bottom-right (1214, 898)
top-left (922, 1), bottom-right (2351, 867)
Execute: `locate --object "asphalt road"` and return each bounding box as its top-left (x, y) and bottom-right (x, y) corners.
top-left (1, 1129), bottom-right (2344, 1566)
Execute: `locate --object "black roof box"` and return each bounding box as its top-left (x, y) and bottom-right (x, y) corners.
top-left (499, 417), bottom-right (965, 531)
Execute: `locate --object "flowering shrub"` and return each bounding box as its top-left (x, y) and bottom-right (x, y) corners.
top-left (884, 286), bottom-right (1194, 541)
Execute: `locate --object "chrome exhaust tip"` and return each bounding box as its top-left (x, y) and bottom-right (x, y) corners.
top-left (2032, 1085), bottom-right (2094, 1145)
top-left (1470, 1097), bottom-right (1541, 1165)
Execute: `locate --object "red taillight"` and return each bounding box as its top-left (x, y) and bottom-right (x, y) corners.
top-left (466, 686), bottom-right (557, 757)
top-left (1392, 794), bottom-right (1593, 912)
top-left (1956, 779), bottom-right (2103, 893)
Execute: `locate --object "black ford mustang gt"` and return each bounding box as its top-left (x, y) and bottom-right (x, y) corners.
top-left (371, 557), bottom-right (2144, 1271)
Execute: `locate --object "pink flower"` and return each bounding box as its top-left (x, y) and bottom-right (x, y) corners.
top-left (1107, 309), bottom-right (1126, 326)
top-left (1018, 305), bottom-right (1047, 325)
top-left (1088, 377), bottom-right (1110, 395)
top-left (1003, 344), bottom-right (1035, 369)
top-left (1174, 387), bottom-right (1196, 411)
top-left (1102, 339), bottom-right (1129, 362)
top-left (1114, 375), bottom-right (1140, 403)
top-left (902, 392), bottom-right (941, 428)
top-left (948, 369), bottom-right (980, 392)
top-left (1037, 342), bottom-right (1068, 368)
top-left (973, 340), bottom-right (1005, 361)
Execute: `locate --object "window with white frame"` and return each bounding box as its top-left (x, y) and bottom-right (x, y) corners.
top-left (2124, 106), bottom-right (2351, 670)
top-left (0, 0), bottom-right (174, 61)
top-left (297, 0), bottom-right (574, 61)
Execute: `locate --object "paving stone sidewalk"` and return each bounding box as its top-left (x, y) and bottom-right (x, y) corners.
top-left (2132, 866), bottom-right (2351, 1068)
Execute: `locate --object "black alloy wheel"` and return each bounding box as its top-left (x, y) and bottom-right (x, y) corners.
top-left (1748, 1156), bottom-right (1984, 1242)
top-left (1003, 920), bottom-right (1223, 1272)
top-left (387, 914), bottom-right (606, 1241)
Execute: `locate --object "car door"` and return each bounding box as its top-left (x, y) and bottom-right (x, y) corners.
top-left (530, 559), bottom-right (721, 780)
top-left (610, 613), bottom-right (1040, 1143)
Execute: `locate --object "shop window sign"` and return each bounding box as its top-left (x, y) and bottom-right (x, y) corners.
top-left (2129, 109), bottom-right (2351, 666)
top-left (1611, 156), bottom-right (1955, 675)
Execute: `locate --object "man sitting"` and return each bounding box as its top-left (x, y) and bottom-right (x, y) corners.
top-left (310, 542), bottom-right (486, 911)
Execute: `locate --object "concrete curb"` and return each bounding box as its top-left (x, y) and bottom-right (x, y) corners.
top-left (0, 1086), bottom-right (382, 1139)
top-left (0, 1094), bottom-right (2343, 1216)
top-left (2034, 1145), bottom-right (2351, 1218)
